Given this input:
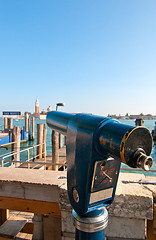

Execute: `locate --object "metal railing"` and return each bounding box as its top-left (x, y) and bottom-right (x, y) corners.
top-left (1, 143), bottom-right (46, 169)
top-left (121, 168), bottom-right (156, 173)
top-left (1, 159), bottom-right (67, 169)
top-left (0, 142), bottom-right (155, 172)
top-left (0, 141), bottom-right (16, 148)
top-left (0, 141), bottom-right (16, 157)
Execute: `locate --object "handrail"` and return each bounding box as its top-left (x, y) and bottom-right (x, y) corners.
top-left (1, 159), bottom-right (66, 166)
top-left (0, 142), bottom-right (17, 158)
top-left (1, 143), bottom-right (44, 158)
top-left (0, 142), bottom-right (16, 148)
top-left (1, 143), bottom-right (155, 172)
top-left (0, 151), bottom-right (16, 158)
top-left (1, 143), bottom-right (46, 168)
top-left (121, 168), bottom-right (156, 173)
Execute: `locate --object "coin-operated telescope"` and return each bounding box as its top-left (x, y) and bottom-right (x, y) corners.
top-left (46, 111), bottom-right (153, 240)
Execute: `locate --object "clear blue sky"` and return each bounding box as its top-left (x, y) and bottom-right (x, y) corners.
top-left (0, 0), bottom-right (156, 116)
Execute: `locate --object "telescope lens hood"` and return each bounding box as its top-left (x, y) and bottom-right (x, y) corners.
top-left (120, 127), bottom-right (153, 170)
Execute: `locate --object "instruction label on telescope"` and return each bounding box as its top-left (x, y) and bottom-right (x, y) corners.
top-left (89, 188), bottom-right (114, 204)
top-left (91, 158), bottom-right (120, 193)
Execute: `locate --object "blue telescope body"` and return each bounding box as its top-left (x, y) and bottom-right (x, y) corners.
top-left (46, 111), bottom-right (153, 216)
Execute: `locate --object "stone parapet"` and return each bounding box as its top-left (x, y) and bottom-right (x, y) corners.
top-left (107, 173), bottom-right (153, 220)
top-left (59, 172), bottom-right (155, 240)
top-left (0, 168), bottom-right (155, 239)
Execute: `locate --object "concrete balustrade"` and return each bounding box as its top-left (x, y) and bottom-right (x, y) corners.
top-left (0, 168), bottom-right (155, 239)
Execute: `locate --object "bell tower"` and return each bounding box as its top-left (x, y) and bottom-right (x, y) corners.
top-left (35, 97), bottom-right (39, 114)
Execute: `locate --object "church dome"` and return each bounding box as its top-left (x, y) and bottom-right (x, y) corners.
top-left (47, 106), bottom-right (52, 112)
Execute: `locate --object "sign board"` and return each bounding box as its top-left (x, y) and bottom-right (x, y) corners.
top-left (3, 111), bottom-right (21, 116)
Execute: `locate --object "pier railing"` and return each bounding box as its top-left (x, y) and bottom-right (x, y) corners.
top-left (121, 168), bottom-right (156, 173)
top-left (0, 141), bottom-right (16, 149)
top-left (0, 143), bottom-right (47, 169)
top-left (0, 141), bottom-right (17, 158)
top-left (1, 142), bottom-right (155, 172)
top-left (1, 159), bottom-right (67, 169)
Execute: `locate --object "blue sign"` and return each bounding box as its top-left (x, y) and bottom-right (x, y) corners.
top-left (3, 111), bottom-right (21, 116)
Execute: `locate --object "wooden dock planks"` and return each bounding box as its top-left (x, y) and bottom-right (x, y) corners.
top-left (19, 146), bottom-right (66, 170)
top-left (15, 233), bottom-right (32, 240)
top-left (0, 215), bottom-right (27, 239)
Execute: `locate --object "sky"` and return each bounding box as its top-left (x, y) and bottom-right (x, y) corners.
top-left (0, 0), bottom-right (156, 116)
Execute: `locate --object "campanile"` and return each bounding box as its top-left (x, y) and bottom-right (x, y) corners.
top-left (35, 97), bottom-right (39, 114)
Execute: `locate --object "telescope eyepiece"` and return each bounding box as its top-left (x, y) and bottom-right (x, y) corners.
top-left (137, 153), bottom-right (153, 171)
top-left (132, 148), bottom-right (153, 171)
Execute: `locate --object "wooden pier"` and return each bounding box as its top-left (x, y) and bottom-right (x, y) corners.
top-left (18, 146), bottom-right (66, 170)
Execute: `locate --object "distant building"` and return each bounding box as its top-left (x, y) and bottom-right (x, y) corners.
top-left (47, 106), bottom-right (52, 112)
top-left (35, 97), bottom-right (39, 114)
top-left (30, 98), bottom-right (52, 120)
top-left (129, 114), bottom-right (154, 120)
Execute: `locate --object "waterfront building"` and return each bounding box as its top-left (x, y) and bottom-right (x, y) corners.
top-left (30, 98), bottom-right (52, 120)
top-left (47, 106), bottom-right (52, 112)
top-left (35, 97), bottom-right (39, 114)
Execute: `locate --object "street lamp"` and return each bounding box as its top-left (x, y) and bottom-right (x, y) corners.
top-left (56, 102), bottom-right (65, 111)
top-left (51, 102), bottom-right (65, 171)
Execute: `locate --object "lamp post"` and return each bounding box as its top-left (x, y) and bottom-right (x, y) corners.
top-left (52, 103), bottom-right (65, 170)
top-left (56, 103), bottom-right (65, 149)
top-left (56, 102), bottom-right (65, 111)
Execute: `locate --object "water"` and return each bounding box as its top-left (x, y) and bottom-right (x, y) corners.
top-left (0, 117), bottom-right (156, 176)
top-left (0, 118), bottom-right (51, 165)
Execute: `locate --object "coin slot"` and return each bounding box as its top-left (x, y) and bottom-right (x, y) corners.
top-left (100, 161), bottom-right (106, 168)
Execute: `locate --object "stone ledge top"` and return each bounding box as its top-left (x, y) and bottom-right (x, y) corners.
top-left (0, 168), bottom-right (154, 219)
top-left (59, 172), bottom-right (155, 220)
top-left (0, 167), bottom-right (67, 186)
top-left (107, 173), bottom-right (154, 220)
top-left (116, 172), bottom-right (154, 197)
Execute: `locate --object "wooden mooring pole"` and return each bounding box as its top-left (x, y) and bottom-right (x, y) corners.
top-left (25, 113), bottom-right (29, 132)
top-left (4, 117), bottom-right (8, 132)
top-left (52, 130), bottom-right (59, 171)
top-left (37, 124), bottom-right (44, 160)
top-left (64, 135), bottom-right (67, 146)
top-left (4, 117), bottom-right (13, 132)
top-left (7, 118), bottom-right (13, 130)
top-left (28, 117), bottom-right (31, 141)
top-left (135, 118), bottom-right (144, 126)
top-left (59, 133), bottom-right (63, 149)
top-left (12, 126), bottom-right (20, 166)
top-left (32, 117), bottom-right (35, 141)
top-left (27, 117), bottom-right (35, 141)
top-left (43, 124), bottom-right (47, 170)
